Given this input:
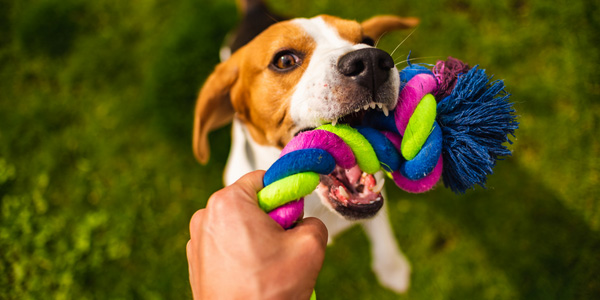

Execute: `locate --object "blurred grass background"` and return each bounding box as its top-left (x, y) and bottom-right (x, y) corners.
top-left (0, 0), bottom-right (598, 299)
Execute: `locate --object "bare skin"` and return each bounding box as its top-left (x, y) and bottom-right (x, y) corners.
top-left (187, 171), bottom-right (328, 299)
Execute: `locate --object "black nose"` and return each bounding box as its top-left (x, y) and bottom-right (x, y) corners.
top-left (337, 48), bottom-right (395, 92)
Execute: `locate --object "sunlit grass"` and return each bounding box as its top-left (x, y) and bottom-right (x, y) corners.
top-left (1, 0), bottom-right (598, 299)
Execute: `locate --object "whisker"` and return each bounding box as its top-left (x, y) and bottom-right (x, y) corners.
top-left (395, 55), bottom-right (444, 63)
top-left (390, 27), bottom-right (418, 57)
top-left (374, 31), bottom-right (388, 48)
top-left (297, 62), bottom-right (308, 72)
top-left (264, 11), bottom-right (283, 24)
top-left (394, 56), bottom-right (444, 66)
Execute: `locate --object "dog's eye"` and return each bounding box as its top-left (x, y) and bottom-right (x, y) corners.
top-left (272, 51), bottom-right (300, 71)
top-left (361, 37), bottom-right (375, 46)
top-left (277, 54), bottom-right (296, 69)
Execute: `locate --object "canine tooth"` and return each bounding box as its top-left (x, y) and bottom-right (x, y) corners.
top-left (377, 103), bottom-right (383, 109)
top-left (332, 118), bottom-right (338, 126)
top-left (355, 108), bottom-right (361, 112)
top-left (371, 178), bottom-right (385, 193)
top-left (338, 186), bottom-right (350, 199)
top-left (363, 104), bottom-right (370, 110)
top-left (369, 102), bottom-right (376, 109)
top-left (382, 106), bottom-right (389, 117)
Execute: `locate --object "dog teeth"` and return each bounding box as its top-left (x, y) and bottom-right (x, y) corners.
top-left (332, 118), bottom-right (338, 126)
top-left (370, 178), bottom-right (385, 193)
top-left (338, 186), bottom-right (350, 199)
top-left (350, 102), bottom-right (389, 118)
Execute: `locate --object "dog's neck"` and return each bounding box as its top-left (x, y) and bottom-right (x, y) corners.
top-left (224, 118), bottom-right (281, 186)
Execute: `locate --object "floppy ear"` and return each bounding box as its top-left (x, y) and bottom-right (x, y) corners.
top-left (361, 15), bottom-right (420, 41)
top-left (193, 55), bottom-right (240, 164)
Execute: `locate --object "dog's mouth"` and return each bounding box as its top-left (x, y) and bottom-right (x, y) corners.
top-left (318, 165), bottom-right (384, 220)
top-left (315, 101), bottom-right (391, 220)
top-left (331, 101), bottom-right (392, 127)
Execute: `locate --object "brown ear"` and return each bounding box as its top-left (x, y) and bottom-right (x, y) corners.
top-left (193, 55), bottom-right (240, 164)
top-left (361, 15), bottom-right (420, 41)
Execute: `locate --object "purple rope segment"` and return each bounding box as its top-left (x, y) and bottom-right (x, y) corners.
top-left (280, 129), bottom-right (356, 169)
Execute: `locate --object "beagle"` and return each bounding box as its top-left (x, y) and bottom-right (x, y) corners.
top-left (193, 2), bottom-right (418, 293)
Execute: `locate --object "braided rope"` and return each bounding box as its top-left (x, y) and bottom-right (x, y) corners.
top-left (257, 58), bottom-right (516, 229)
top-left (260, 89), bottom-right (441, 228)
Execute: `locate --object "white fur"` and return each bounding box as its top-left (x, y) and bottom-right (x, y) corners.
top-left (224, 16), bottom-right (411, 293)
top-left (289, 17), bottom-right (371, 130)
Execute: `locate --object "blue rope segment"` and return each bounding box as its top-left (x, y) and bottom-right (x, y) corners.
top-left (400, 121), bottom-right (442, 180)
top-left (399, 54), bottom-right (434, 92)
top-left (437, 66), bottom-right (519, 193)
top-left (362, 110), bottom-right (400, 134)
top-left (263, 149), bottom-right (336, 186)
top-left (400, 64), bottom-right (433, 88)
top-left (355, 126), bottom-right (402, 172)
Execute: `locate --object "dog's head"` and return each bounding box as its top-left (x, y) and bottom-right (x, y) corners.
top-left (194, 14), bottom-right (418, 220)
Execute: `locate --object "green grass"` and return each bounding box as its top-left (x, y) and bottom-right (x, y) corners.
top-left (1, 0), bottom-right (598, 299)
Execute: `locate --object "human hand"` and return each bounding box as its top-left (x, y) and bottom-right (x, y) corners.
top-left (187, 170), bottom-right (328, 299)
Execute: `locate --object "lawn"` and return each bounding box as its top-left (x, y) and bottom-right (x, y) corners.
top-left (1, 0), bottom-right (599, 299)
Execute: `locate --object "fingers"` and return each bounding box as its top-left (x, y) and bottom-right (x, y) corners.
top-left (207, 170), bottom-right (266, 209)
top-left (186, 240), bottom-right (200, 299)
top-left (186, 240), bottom-right (197, 288)
top-left (189, 209), bottom-right (206, 240)
top-left (186, 240), bottom-right (194, 273)
top-left (288, 217), bottom-right (328, 249)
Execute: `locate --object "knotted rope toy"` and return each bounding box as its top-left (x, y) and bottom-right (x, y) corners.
top-left (258, 57), bottom-right (518, 229)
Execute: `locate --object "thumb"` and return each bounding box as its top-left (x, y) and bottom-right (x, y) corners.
top-left (229, 170), bottom-right (266, 205)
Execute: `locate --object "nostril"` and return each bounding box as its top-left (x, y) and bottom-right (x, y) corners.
top-left (339, 57), bottom-right (365, 77)
top-left (379, 55), bottom-right (394, 70)
top-left (347, 61), bottom-right (365, 77)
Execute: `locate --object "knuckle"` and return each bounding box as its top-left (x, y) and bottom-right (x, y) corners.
top-left (207, 189), bottom-right (236, 212)
top-left (302, 230), bottom-right (327, 251)
top-left (189, 209), bottom-right (205, 238)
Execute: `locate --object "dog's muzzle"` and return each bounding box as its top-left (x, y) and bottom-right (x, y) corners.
top-left (337, 48), bottom-right (395, 94)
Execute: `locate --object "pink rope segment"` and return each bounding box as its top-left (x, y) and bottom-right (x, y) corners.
top-left (280, 129), bottom-right (356, 169)
top-left (394, 73), bottom-right (438, 134)
top-left (268, 198), bottom-right (304, 229)
top-left (392, 155), bottom-right (443, 193)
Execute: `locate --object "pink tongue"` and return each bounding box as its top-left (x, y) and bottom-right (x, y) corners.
top-left (345, 165), bottom-right (363, 185)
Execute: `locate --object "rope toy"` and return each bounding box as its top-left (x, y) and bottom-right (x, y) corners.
top-left (259, 57), bottom-right (518, 229)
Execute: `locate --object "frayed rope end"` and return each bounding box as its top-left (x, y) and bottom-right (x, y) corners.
top-left (436, 65), bottom-right (519, 194)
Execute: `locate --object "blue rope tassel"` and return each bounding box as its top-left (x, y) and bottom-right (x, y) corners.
top-left (437, 66), bottom-right (519, 193)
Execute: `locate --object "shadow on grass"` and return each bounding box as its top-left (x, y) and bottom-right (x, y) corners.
top-left (314, 160), bottom-right (599, 300)
top-left (431, 160), bottom-right (600, 299)
top-left (16, 0), bottom-right (88, 58)
top-left (142, 0), bottom-right (237, 151)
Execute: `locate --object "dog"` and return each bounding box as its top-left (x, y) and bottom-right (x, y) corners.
top-left (193, 0), bottom-right (419, 293)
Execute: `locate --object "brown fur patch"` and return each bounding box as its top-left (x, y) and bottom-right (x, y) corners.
top-left (361, 15), bottom-right (420, 41)
top-left (230, 21), bottom-right (317, 148)
top-left (320, 15), bottom-right (363, 44)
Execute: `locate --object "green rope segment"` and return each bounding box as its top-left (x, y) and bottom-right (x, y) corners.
top-left (257, 172), bottom-right (320, 212)
top-left (317, 124), bottom-right (380, 174)
top-left (401, 93), bottom-right (437, 160)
